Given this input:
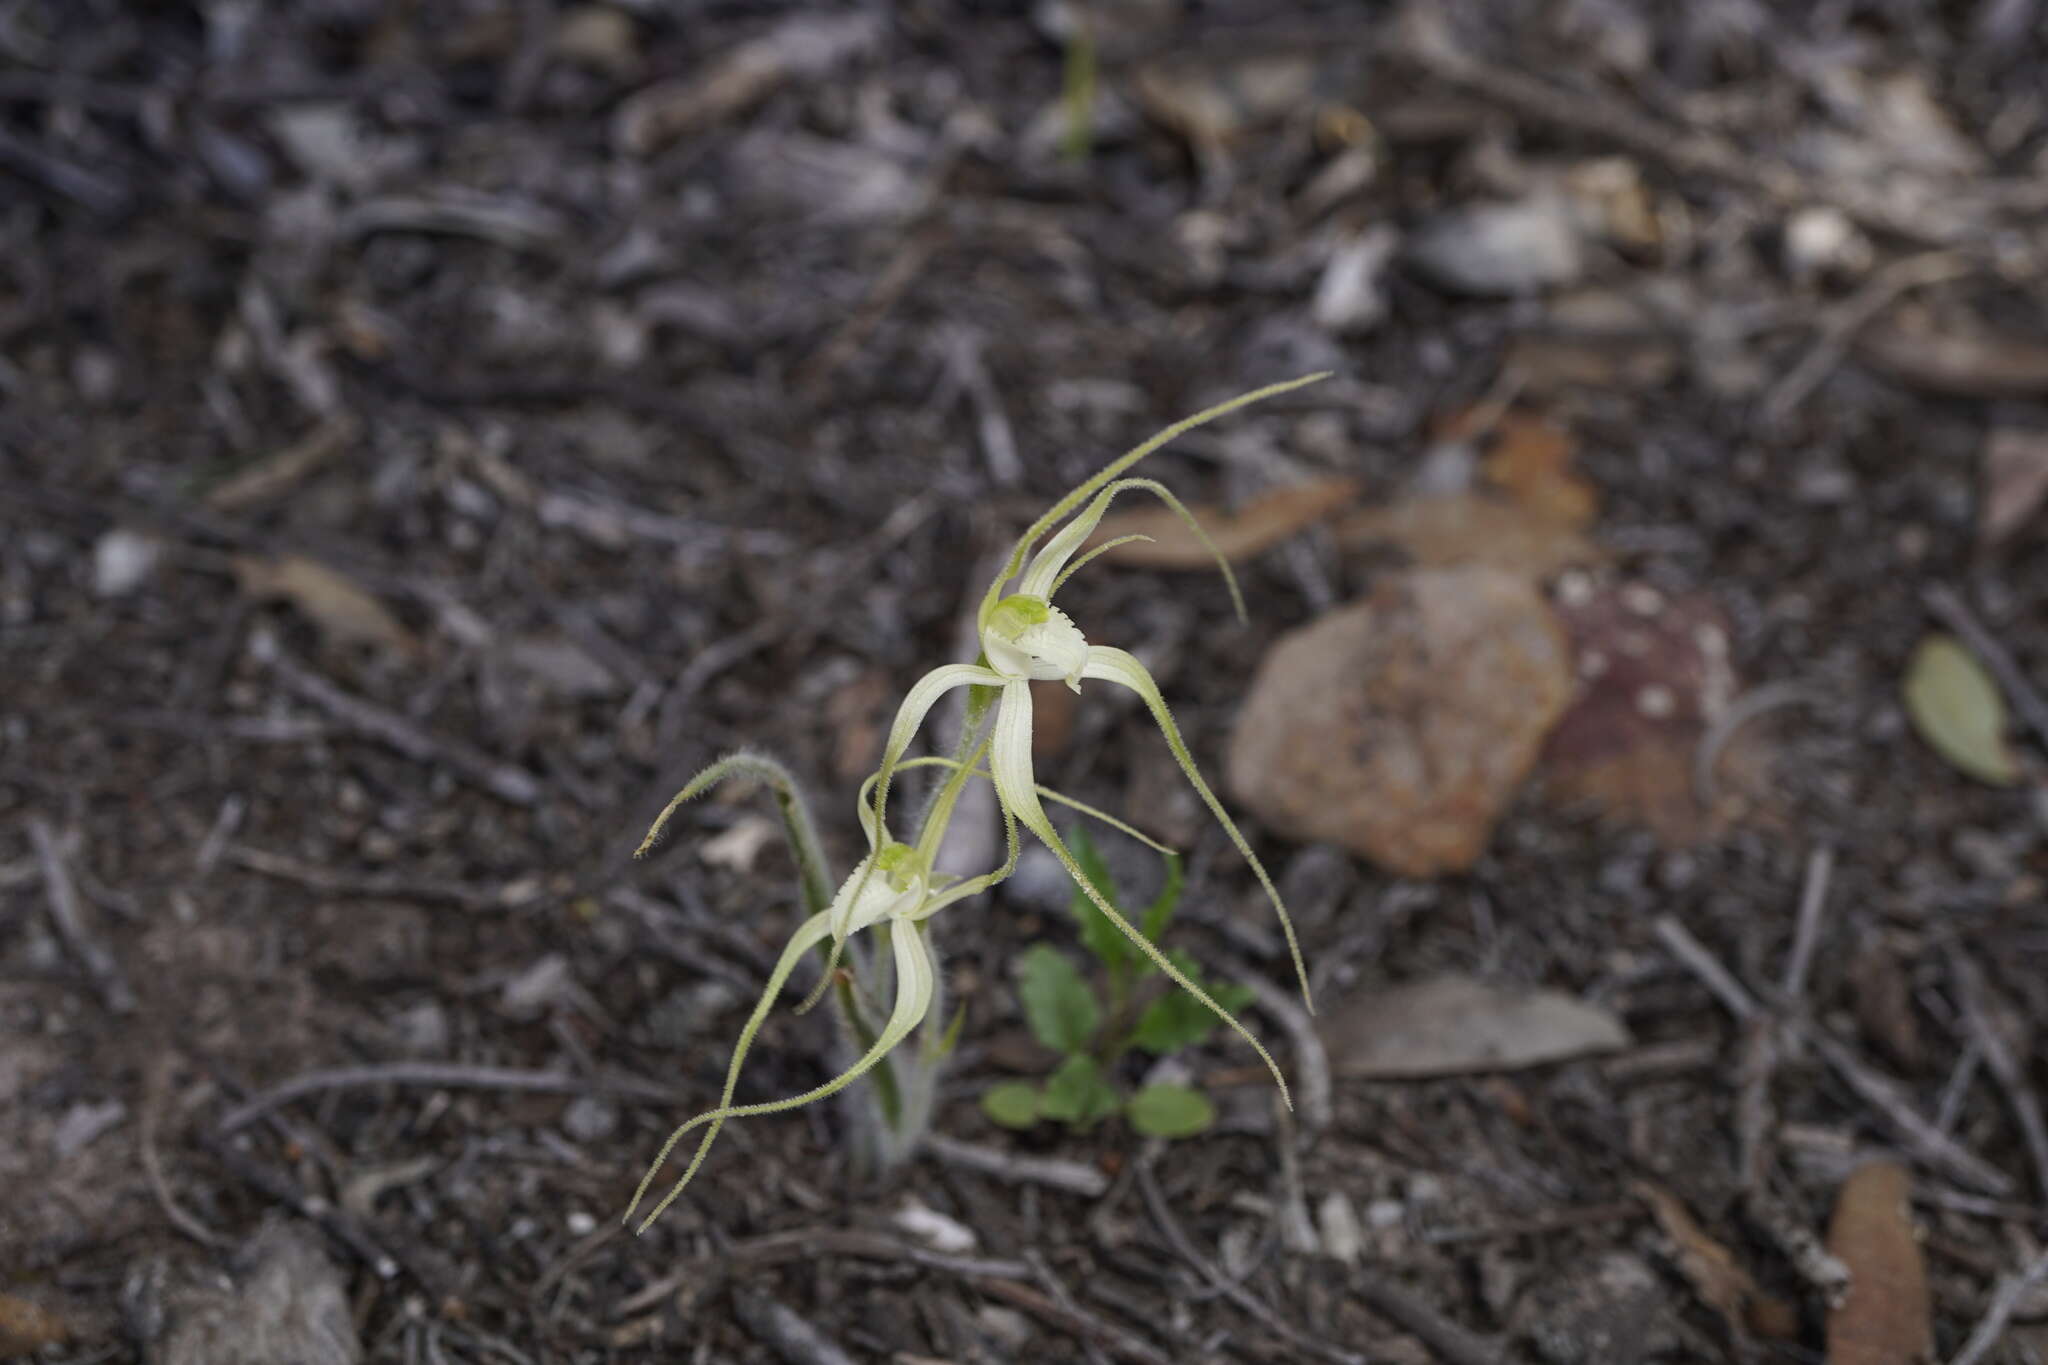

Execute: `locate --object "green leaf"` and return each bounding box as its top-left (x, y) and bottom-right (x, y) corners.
top-left (1134, 952), bottom-right (1256, 1054)
top-left (1039, 1055), bottom-right (1120, 1128)
top-left (1126, 1083), bottom-right (1216, 1138)
top-left (981, 1081), bottom-right (1042, 1130)
top-left (1139, 850), bottom-right (1184, 944)
top-left (1066, 825), bottom-right (1131, 974)
top-left (1905, 634), bottom-right (2022, 786)
top-left (1018, 944), bottom-right (1100, 1054)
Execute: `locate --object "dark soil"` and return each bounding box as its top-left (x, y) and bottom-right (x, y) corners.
top-left (4, 2), bottom-right (2048, 1362)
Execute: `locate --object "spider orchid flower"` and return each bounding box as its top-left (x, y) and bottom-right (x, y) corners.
top-left (861, 373), bottom-right (1330, 1106)
top-left (624, 758), bottom-right (1170, 1233)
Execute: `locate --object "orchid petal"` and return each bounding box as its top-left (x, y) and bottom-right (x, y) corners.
top-left (626, 907), bottom-right (836, 1231)
top-left (1082, 645), bottom-right (1312, 1014)
top-left (1020, 478), bottom-right (1244, 623)
top-left (630, 922), bottom-right (934, 1233)
top-left (977, 372), bottom-right (1330, 633)
top-left (988, 679), bottom-right (1293, 1105)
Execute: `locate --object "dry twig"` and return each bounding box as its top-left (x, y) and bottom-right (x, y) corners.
top-left (216, 1062), bottom-right (681, 1134)
top-left (28, 818), bottom-right (135, 1015)
top-left (1946, 949), bottom-right (2048, 1199)
top-left (1949, 1247), bottom-right (2048, 1365)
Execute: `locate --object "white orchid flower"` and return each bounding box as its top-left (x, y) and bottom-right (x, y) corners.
top-left (860, 373), bottom-right (1330, 1108)
top-left (624, 757), bottom-right (1171, 1233)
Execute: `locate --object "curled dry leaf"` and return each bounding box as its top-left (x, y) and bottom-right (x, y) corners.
top-left (232, 554), bottom-right (421, 660)
top-left (1321, 974), bottom-right (1628, 1078)
top-left (1902, 634), bottom-right (2021, 786)
top-left (1981, 427), bottom-right (2048, 551)
top-left (1857, 318), bottom-right (2048, 400)
top-left (1634, 1181), bottom-right (1797, 1344)
top-left (1825, 1161), bottom-right (1931, 1365)
top-left (0, 1293), bottom-right (68, 1357)
top-left (1337, 408), bottom-right (1602, 581)
top-left (1084, 476), bottom-right (1359, 569)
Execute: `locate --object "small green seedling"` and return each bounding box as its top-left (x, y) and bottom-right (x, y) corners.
top-left (981, 826), bottom-right (1253, 1139)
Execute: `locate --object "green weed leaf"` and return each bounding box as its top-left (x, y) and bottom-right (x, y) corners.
top-left (1134, 951), bottom-right (1255, 1054)
top-left (1040, 1055), bottom-right (1120, 1127)
top-left (1904, 634), bottom-right (2021, 786)
top-left (1139, 850), bottom-right (1184, 944)
top-left (1126, 1083), bottom-right (1216, 1138)
top-left (1066, 825), bottom-right (1131, 973)
top-left (981, 1081), bottom-right (1042, 1130)
top-left (1019, 944), bottom-right (1100, 1054)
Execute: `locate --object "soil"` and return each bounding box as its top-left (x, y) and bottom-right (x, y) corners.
top-left (4, 2), bottom-right (2048, 1362)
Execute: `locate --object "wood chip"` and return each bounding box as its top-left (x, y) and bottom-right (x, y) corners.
top-left (1825, 1161), bottom-right (1931, 1365)
top-left (1634, 1181), bottom-right (1797, 1344)
top-left (234, 554), bottom-right (421, 660)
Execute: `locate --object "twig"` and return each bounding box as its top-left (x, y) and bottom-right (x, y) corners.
top-left (1652, 916), bottom-right (2012, 1195)
top-left (260, 642), bottom-right (542, 806)
top-left (1759, 252), bottom-right (1973, 426)
top-left (1949, 1247), bottom-right (2048, 1365)
top-left (1780, 843), bottom-right (1835, 1002)
top-left (1218, 951), bottom-right (1334, 1135)
top-left (216, 1062), bottom-right (682, 1135)
top-left (224, 844), bottom-right (511, 910)
top-left (1923, 584), bottom-right (2048, 754)
top-left (969, 1278), bottom-right (1173, 1365)
top-left (1693, 683), bottom-right (1823, 809)
top-left (922, 1133), bottom-right (1110, 1197)
top-left (1134, 1154), bottom-right (1366, 1365)
top-left (1023, 1250), bottom-right (1114, 1365)
top-left (28, 818), bottom-right (135, 1015)
top-left (733, 1288), bottom-right (859, 1365)
top-left (940, 326), bottom-right (1022, 488)
top-left (1349, 1268), bottom-right (1522, 1365)
top-left (1652, 917), bottom-right (1757, 1020)
top-left (1934, 1039), bottom-right (1985, 1136)
top-left (198, 1130), bottom-right (401, 1281)
top-left (140, 1057), bottom-right (230, 1249)
top-left (0, 126), bottom-right (131, 216)
top-left (1946, 949), bottom-right (2048, 1199)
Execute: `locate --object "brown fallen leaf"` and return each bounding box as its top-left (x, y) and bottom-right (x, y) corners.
top-left (233, 554), bottom-right (421, 660)
top-left (1086, 477), bottom-right (1360, 569)
top-left (1336, 495), bottom-right (1601, 578)
top-left (1981, 427), bottom-right (2048, 551)
top-left (1634, 1181), bottom-right (1798, 1344)
top-left (1858, 319), bottom-right (2048, 399)
top-left (1337, 406), bottom-right (1602, 579)
top-left (1473, 410), bottom-right (1597, 532)
top-left (612, 14), bottom-right (880, 156)
top-left (1321, 974), bottom-right (1628, 1078)
top-left (1538, 579), bottom-right (1768, 846)
top-left (0, 1292), bottom-right (68, 1357)
top-left (1825, 1161), bottom-right (1930, 1365)
top-left (1226, 566), bottom-right (1573, 877)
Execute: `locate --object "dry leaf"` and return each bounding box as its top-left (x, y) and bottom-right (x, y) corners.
top-left (1322, 974), bottom-right (1628, 1078)
top-left (1903, 634), bottom-right (2020, 786)
top-left (0, 1293), bottom-right (66, 1357)
top-left (233, 554), bottom-right (421, 660)
top-left (1635, 1181), bottom-right (1797, 1343)
top-left (1337, 495), bottom-right (1601, 578)
top-left (1087, 477), bottom-right (1359, 569)
top-left (1981, 428), bottom-right (2048, 551)
top-left (1858, 322), bottom-right (2048, 399)
top-left (1474, 411), bottom-right (1597, 531)
top-left (1825, 1161), bottom-right (1931, 1365)
top-left (1338, 407), bottom-right (1601, 579)
top-left (1539, 579), bottom-right (1765, 846)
